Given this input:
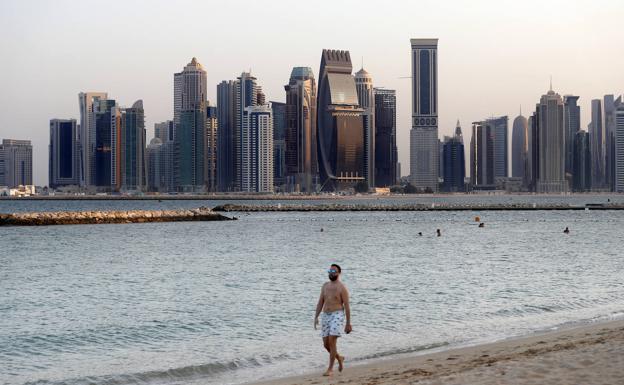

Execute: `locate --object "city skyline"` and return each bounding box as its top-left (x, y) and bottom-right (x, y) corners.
top-left (1, 0), bottom-right (623, 185)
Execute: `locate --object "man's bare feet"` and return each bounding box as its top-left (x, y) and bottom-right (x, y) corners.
top-left (337, 354), bottom-right (345, 372)
top-left (322, 369), bottom-right (333, 376)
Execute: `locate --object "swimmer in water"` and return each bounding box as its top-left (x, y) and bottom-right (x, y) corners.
top-left (563, 227), bottom-right (570, 234)
top-left (478, 222), bottom-right (485, 228)
top-left (436, 229), bottom-right (441, 237)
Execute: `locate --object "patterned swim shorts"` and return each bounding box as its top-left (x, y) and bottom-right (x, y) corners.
top-left (321, 310), bottom-right (345, 337)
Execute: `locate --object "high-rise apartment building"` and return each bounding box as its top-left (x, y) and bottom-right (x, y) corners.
top-left (317, 49), bottom-right (365, 191)
top-left (174, 58), bottom-right (207, 129)
top-left (49, 119), bottom-right (80, 188)
top-left (0, 139), bottom-right (33, 188)
top-left (374, 88), bottom-right (398, 187)
top-left (205, 104), bottom-right (218, 191)
top-left (241, 105), bottom-right (274, 192)
top-left (615, 101), bottom-right (624, 192)
top-left (409, 38), bottom-right (439, 192)
top-left (284, 67), bottom-right (317, 192)
top-left (536, 89), bottom-right (567, 193)
top-left (78, 91), bottom-right (107, 186)
top-left (355, 67), bottom-right (375, 188)
top-left (235, 72), bottom-right (261, 191)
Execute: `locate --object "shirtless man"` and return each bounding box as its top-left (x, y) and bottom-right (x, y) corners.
top-left (314, 264), bottom-right (352, 376)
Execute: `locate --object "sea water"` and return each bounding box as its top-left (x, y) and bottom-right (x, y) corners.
top-left (1, 198), bottom-right (624, 385)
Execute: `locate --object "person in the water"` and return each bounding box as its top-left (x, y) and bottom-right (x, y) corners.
top-left (564, 227), bottom-right (570, 234)
top-left (436, 229), bottom-right (442, 237)
top-left (314, 264), bottom-right (352, 377)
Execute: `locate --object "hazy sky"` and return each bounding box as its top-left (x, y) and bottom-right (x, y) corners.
top-left (1, 0), bottom-right (623, 185)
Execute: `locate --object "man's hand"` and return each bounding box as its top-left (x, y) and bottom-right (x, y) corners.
top-left (314, 316), bottom-right (319, 330)
top-left (345, 323), bottom-right (352, 334)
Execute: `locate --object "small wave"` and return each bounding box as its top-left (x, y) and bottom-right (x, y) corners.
top-left (24, 354), bottom-right (292, 385)
top-left (355, 341), bottom-right (450, 361)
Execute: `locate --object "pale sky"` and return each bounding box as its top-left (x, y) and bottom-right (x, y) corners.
top-left (1, 0), bottom-right (623, 185)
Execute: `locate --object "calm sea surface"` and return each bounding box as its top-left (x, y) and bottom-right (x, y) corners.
top-left (2, 196), bottom-right (624, 385)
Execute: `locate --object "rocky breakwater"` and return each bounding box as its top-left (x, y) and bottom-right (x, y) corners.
top-left (0, 207), bottom-right (235, 226)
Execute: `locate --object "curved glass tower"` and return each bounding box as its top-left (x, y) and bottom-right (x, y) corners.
top-left (317, 49), bottom-right (365, 191)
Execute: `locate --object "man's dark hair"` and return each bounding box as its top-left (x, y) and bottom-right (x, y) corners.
top-left (331, 264), bottom-right (341, 273)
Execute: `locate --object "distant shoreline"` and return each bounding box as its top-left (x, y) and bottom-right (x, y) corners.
top-left (0, 192), bottom-right (622, 201)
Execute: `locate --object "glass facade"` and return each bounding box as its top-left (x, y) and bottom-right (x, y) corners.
top-left (419, 50), bottom-right (430, 115)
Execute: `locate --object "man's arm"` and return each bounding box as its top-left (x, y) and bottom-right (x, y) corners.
top-left (314, 285), bottom-right (325, 329)
top-left (342, 285), bottom-right (352, 333)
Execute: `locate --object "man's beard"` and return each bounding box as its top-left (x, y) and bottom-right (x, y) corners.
top-left (328, 275), bottom-right (338, 281)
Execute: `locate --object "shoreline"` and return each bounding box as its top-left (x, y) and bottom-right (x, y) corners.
top-left (248, 317), bottom-right (624, 385)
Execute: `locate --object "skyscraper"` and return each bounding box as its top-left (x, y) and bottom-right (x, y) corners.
top-left (93, 98), bottom-right (121, 190)
top-left (410, 38), bottom-right (439, 192)
top-left (78, 91), bottom-right (107, 187)
top-left (120, 100), bottom-right (146, 191)
top-left (536, 89), bottom-right (567, 193)
top-left (241, 105), bottom-right (274, 192)
top-left (49, 119), bottom-right (79, 188)
top-left (174, 58), bottom-right (207, 129)
top-left (355, 67), bottom-right (375, 188)
top-left (373, 88), bottom-right (397, 187)
top-left (590, 98), bottom-right (605, 190)
top-left (490, 116), bottom-right (509, 179)
top-left (154, 120), bottom-right (174, 143)
top-left (573, 131), bottom-right (591, 192)
top-left (511, 112), bottom-right (528, 184)
top-left (470, 121), bottom-right (494, 188)
top-left (563, 95), bottom-right (580, 179)
top-left (271, 100), bottom-right (287, 190)
top-left (205, 104), bottom-right (218, 192)
top-left (284, 67), bottom-right (317, 192)
top-left (176, 107), bottom-right (205, 192)
top-left (317, 49), bottom-right (365, 191)
top-left (615, 101), bottom-right (624, 192)
top-left (0, 139), bottom-right (33, 188)
top-left (146, 137), bottom-right (163, 192)
top-left (604, 95), bottom-right (620, 191)
top-left (235, 72), bottom-right (261, 191)
top-left (217, 80), bottom-right (236, 191)
top-left (442, 121), bottom-right (465, 192)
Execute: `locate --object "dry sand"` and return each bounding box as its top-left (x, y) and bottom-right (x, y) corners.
top-left (249, 319), bottom-right (624, 385)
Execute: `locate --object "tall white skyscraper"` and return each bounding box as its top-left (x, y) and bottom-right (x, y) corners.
top-left (410, 38), bottom-right (439, 192)
top-left (537, 89), bottom-right (567, 193)
top-left (241, 105), bottom-right (273, 192)
top-left (355, 67), bottom-right (375, 187)
top-left (78, 91), bottom-right (107, 187)
top-left (615, 100), bottom-right (624, 192)
top-left (174, 57), bottom-right (207, 129)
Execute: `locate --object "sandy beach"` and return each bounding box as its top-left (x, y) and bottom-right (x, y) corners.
top-left (250, 318), bottom-right (624, 385)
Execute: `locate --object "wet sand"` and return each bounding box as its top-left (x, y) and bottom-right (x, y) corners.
top-left (249, 318), bottom-right (624, 385)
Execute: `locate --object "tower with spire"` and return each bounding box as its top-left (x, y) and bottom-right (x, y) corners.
top-left (355, 66), bottom-right (375, 187)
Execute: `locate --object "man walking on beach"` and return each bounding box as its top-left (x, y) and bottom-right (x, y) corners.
top-left (314, 264), bottom-right (352, 376)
